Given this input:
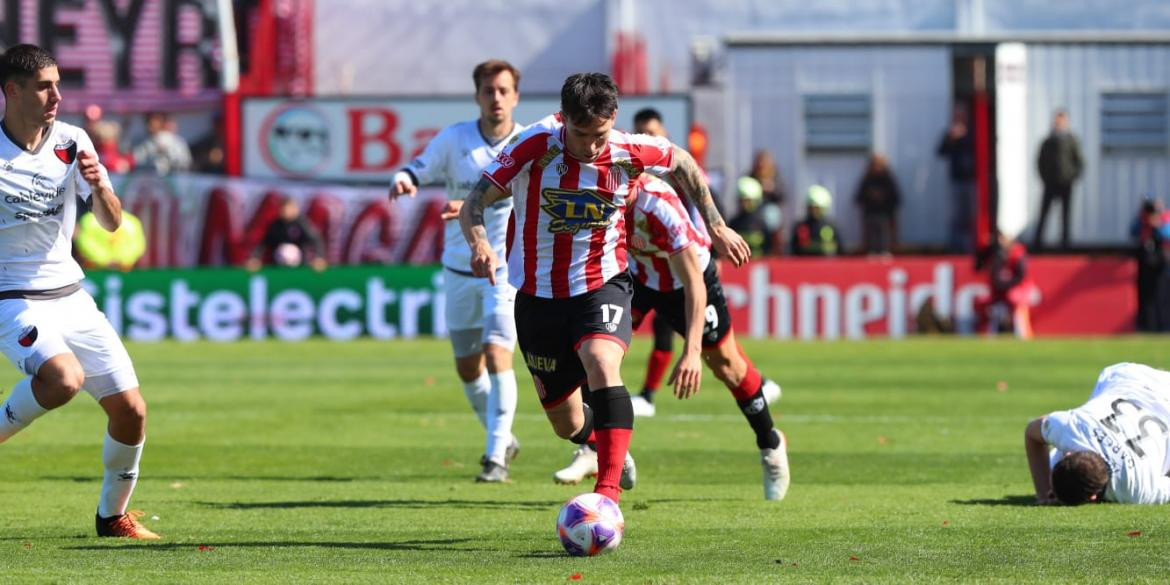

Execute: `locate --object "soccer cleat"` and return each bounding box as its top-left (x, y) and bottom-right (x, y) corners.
top-left (619, 451), bottom-right (637, 490)
top-left (96, 510), bottom-right (160, 540)
top-left (553, 445), bottom-right (598, 485)
top-left (475, 459), bottom-right (509, 483)
top-left (504, 435), bottom-right (521, 466)
top-left (760, 429), bottom-right (791, 501)
top-left (630, 395), bottom-right (656, 417)
top-left (762, 379), bottom-right (782, 405)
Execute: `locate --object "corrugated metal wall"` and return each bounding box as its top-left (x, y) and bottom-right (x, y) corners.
top-left (1026, 44), bottom-right (1170, 246)
top-left (725, 46), bottom-right (952, 249)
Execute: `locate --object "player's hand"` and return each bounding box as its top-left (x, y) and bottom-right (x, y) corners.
top-left (710, 225), bottom-right (751, 267)
top-left (668, 350), bottom-right (703, 399)
top-left (470, 241), bottom-right (498, 285)
top-left (389, 172), bottom-right (417, 200)
top-left (440, 200), bottom-right (463, 220)
top-left (77, 151), bottom-right (105, 187)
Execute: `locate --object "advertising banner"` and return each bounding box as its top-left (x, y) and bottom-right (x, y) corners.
top-left (241, 96), bottom-right (690, 181)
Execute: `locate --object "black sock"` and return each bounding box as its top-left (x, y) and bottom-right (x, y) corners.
top-left (570, 402), bottom-right (595, 445)
top-left (589, 386), bottom-right (634, 430)
top-left (736, 389), bottom-right (779, 449)
top-left (640, 389), bottom-right (655, 404)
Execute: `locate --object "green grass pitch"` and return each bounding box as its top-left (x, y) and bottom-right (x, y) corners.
top-left (0, 336), bottom-right (1167, 583)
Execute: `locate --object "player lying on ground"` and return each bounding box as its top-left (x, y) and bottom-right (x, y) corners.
top-left (461, 73), bottom-right (749, 504)
top-left (555, 175), bottom-right (790, 500)
top-left (1025, 362), bottom-right (1170, 505)
top-left (390, 60), bottom-right (524, 483)
top-left (0, 44), bottom-right (157, 538)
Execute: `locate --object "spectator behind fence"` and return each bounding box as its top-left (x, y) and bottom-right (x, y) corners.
top-left (1034, 109), bottom-right (1084, 252)
top-left (748, 149), bottom-right (786, 251)
top-left (131, 111), bottom-right (191, 176)
top-left (729, 176), bottom-right (782, 256)
top-left (1132, 196), bottom-right (1170, 332)
top-left (936, 104), bottom-right (976, 253)
top-left (974, 230), bottom-right (1039, 338)
top-left (91, 121), bottom-right (133, 174)
top-left (245, 198), bottom-right (327, 272)
top-left (854, 152), bottom-right (901, 256)
top-left (791, 185), bottom-right (841, 257)
top-left (191, 112), bottom-right (226, 174)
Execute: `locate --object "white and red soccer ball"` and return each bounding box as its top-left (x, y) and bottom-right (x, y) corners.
top-left (556, 493), bottom-right (624, 556)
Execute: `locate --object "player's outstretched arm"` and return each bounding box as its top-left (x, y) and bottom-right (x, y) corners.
top-left (79, 151), bottom-right (122, 232)
top-left (666, 245), bottom-right (706, 399)
top-left (459, 177), bottom-right (510, 284)
top-left (668, 146), bottom-right (750, 266)
top-left (1024, 417), bottom-right (1057, 504)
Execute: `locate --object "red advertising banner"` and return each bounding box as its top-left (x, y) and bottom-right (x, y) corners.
top-left (716, 257), bottom-right (1136, 339)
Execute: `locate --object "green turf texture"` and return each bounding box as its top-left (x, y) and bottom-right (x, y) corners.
top-left (0, 336), bottom-right (1167, 583)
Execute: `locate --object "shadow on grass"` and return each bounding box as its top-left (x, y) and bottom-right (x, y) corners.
top-left (199, 498), bottom-right (563, 511)
top-left (44, 475), bottom-right (360, 483)
top-left (950, 495), bottom-right (1038, 507)
top-left (64, 538), bottom-right (483, 552)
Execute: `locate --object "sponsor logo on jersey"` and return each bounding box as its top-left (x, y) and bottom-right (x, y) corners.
top-left (53, 139), bottom-right (77, 164)
top-left (524, 352), bottom-right (557, 373)
top-left (536, 145), bottom-right (562, 169)
top-left (17, 325), bottom-right (37, 347)
top-left (507, 134), bottom-right (522, 145)
top-left (4, 404), bottom-right (15, 424)
top-left (541, 188), bottom-right (617, 234)
top-left (496, 153), bottom-right (516, 168)
top-left (613, 159), bottom-right (640, 181)
top-left (555, 162), bottom-right (569, 176)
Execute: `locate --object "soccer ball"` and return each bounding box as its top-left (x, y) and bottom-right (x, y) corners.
top-left (556, 492), bottom-right (624, 556)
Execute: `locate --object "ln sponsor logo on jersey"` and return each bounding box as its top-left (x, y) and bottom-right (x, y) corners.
top-left (53, 138), bottom-right (77, 165)
top-left (541, 189), bottom-right (618, 234)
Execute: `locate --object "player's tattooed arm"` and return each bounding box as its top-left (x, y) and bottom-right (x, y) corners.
top-left (459, 177), bottom-right (510, 283)
top-left (668, 146), bottom-right (752, 266)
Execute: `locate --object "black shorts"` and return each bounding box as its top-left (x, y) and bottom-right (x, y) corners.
top-left (632, 261), bottom-right (732, 349)
top-left (515, 271), bottom-right (633, 408)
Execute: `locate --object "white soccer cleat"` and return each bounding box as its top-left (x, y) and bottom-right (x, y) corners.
top-left (760, 429), bottom-right (790, 501)
top-left (553, 445), bottom-right (598, 485)
top-left (762, 379), bottom-right (782, 405)
top-left (630, 395), bottom-right (656, 417)
top-left (620, 451), bottom-right (637, 490)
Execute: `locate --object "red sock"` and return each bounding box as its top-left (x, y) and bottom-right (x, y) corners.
top-left (593, 428), bottom-right (632, 503)
top-left (729, 358), bottom-right (762, 402)
top-left (643, 350), bottom-right (673, 393)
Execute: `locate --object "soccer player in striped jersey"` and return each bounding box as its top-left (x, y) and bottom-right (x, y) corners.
top-left (460, 73), bottom-right (749, 505)
top-left (0, 44), bottom-right (157, 538)
top-left (620, 175), bottom-right (790, 500)
top-left (390, 60), bottom-right (524, 483)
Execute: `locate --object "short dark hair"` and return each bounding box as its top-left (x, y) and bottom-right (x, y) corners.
top-left (560, 73), bottom-right (618, 126)
top-left (0, 44), bottom-right (57, 88)
top-left (1051, 451), bottom-right (1109, 505)
top-left (633, 107), bottom-right (662, 128)
top-left (473, 59), bottom-right (520, 92)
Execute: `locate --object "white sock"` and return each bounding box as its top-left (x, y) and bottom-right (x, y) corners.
top-left (0, 377), bottom-right (48, 443)
top-left (463, 371), bottom-right (490, 429)
top-left (485, 370), bottom-right (518, 465)
top-left (98, 433), bottom-right (144, 518)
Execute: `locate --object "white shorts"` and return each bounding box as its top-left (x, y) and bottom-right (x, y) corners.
top-left (0, 289), bottom-right (138, 399)
top-left (444, 268), bottom-right (516, 357)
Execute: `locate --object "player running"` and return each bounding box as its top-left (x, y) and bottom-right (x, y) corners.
top-left (0, 44), bottom-right (157, 538)
top-left (390, 60), bottom-right (523, 482)
top-left (557, 174), bottom-right (790, 500)
top-left (1026, 362), bottom-right (1170, 505)
top-left (460, 73), bottom-right (749, 505)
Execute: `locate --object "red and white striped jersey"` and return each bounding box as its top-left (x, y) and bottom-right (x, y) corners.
top-left (482, 114), bottom-right (674, 298)
top-left (626, 176), bottom-right (712, 292)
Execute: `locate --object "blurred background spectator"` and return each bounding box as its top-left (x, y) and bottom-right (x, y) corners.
top-left (854, 152), bottom-right (901, 256)
top-left (91, 121), bottom-right (134, 174)
top-left (937, 104), bottom-right (975, 253)
top-left (132, 111), bottom-right (192, 176)
top-left (974, 230), bottom-right (1039, 338)
top-left (791, 185), bottom-right (841, 256)
top-left (245, 198), bottom-right (328, 271)
top-left (191, 113), bottom-right (227, 174)
top-left (1034, 110), bottom-right (1084, 252)
top-left (1132, 197), bottom-right (1170, 332)
top-left (729, 176), bottom-right (781, 256)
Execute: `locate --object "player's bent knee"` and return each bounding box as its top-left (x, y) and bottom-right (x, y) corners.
top-left (483, 344), bottom-right (513, 373)
top-left (34, 355), bottom-right (86, 404)
top-left (454, 355), bottom-right (485, 382)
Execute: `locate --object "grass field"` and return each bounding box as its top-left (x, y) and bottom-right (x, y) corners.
top-left (0, 336), bottom-right (1167, 583)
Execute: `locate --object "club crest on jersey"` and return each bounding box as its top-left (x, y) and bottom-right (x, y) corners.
top-left (541, 188), bottom-right (617, 234)
top-left (53, 139), bottom-right (77, 164)
top-left (555, 162), bottom-right (569, 176)
top-left (17, 325), bottom-right (37, 347)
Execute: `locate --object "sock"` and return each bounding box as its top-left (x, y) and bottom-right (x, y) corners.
top-left (98, 433), bottom-right (144, 518)
top-left (728, 359), bottom-right (763, 402)
top-left (462, 370), bottom-right (490, 429)
top-left (484, 370), bottom-right (518, 465)
top-left (736, 387), bottom-right (780, 450)
top-left (641, 350), bottom-right (673, 399)
top-left (0, 378), bottom-right (48, 443)
top-left (569, 403), bottom-right (595, 445)
top-left (589, 386), bottom-right (634, 503)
